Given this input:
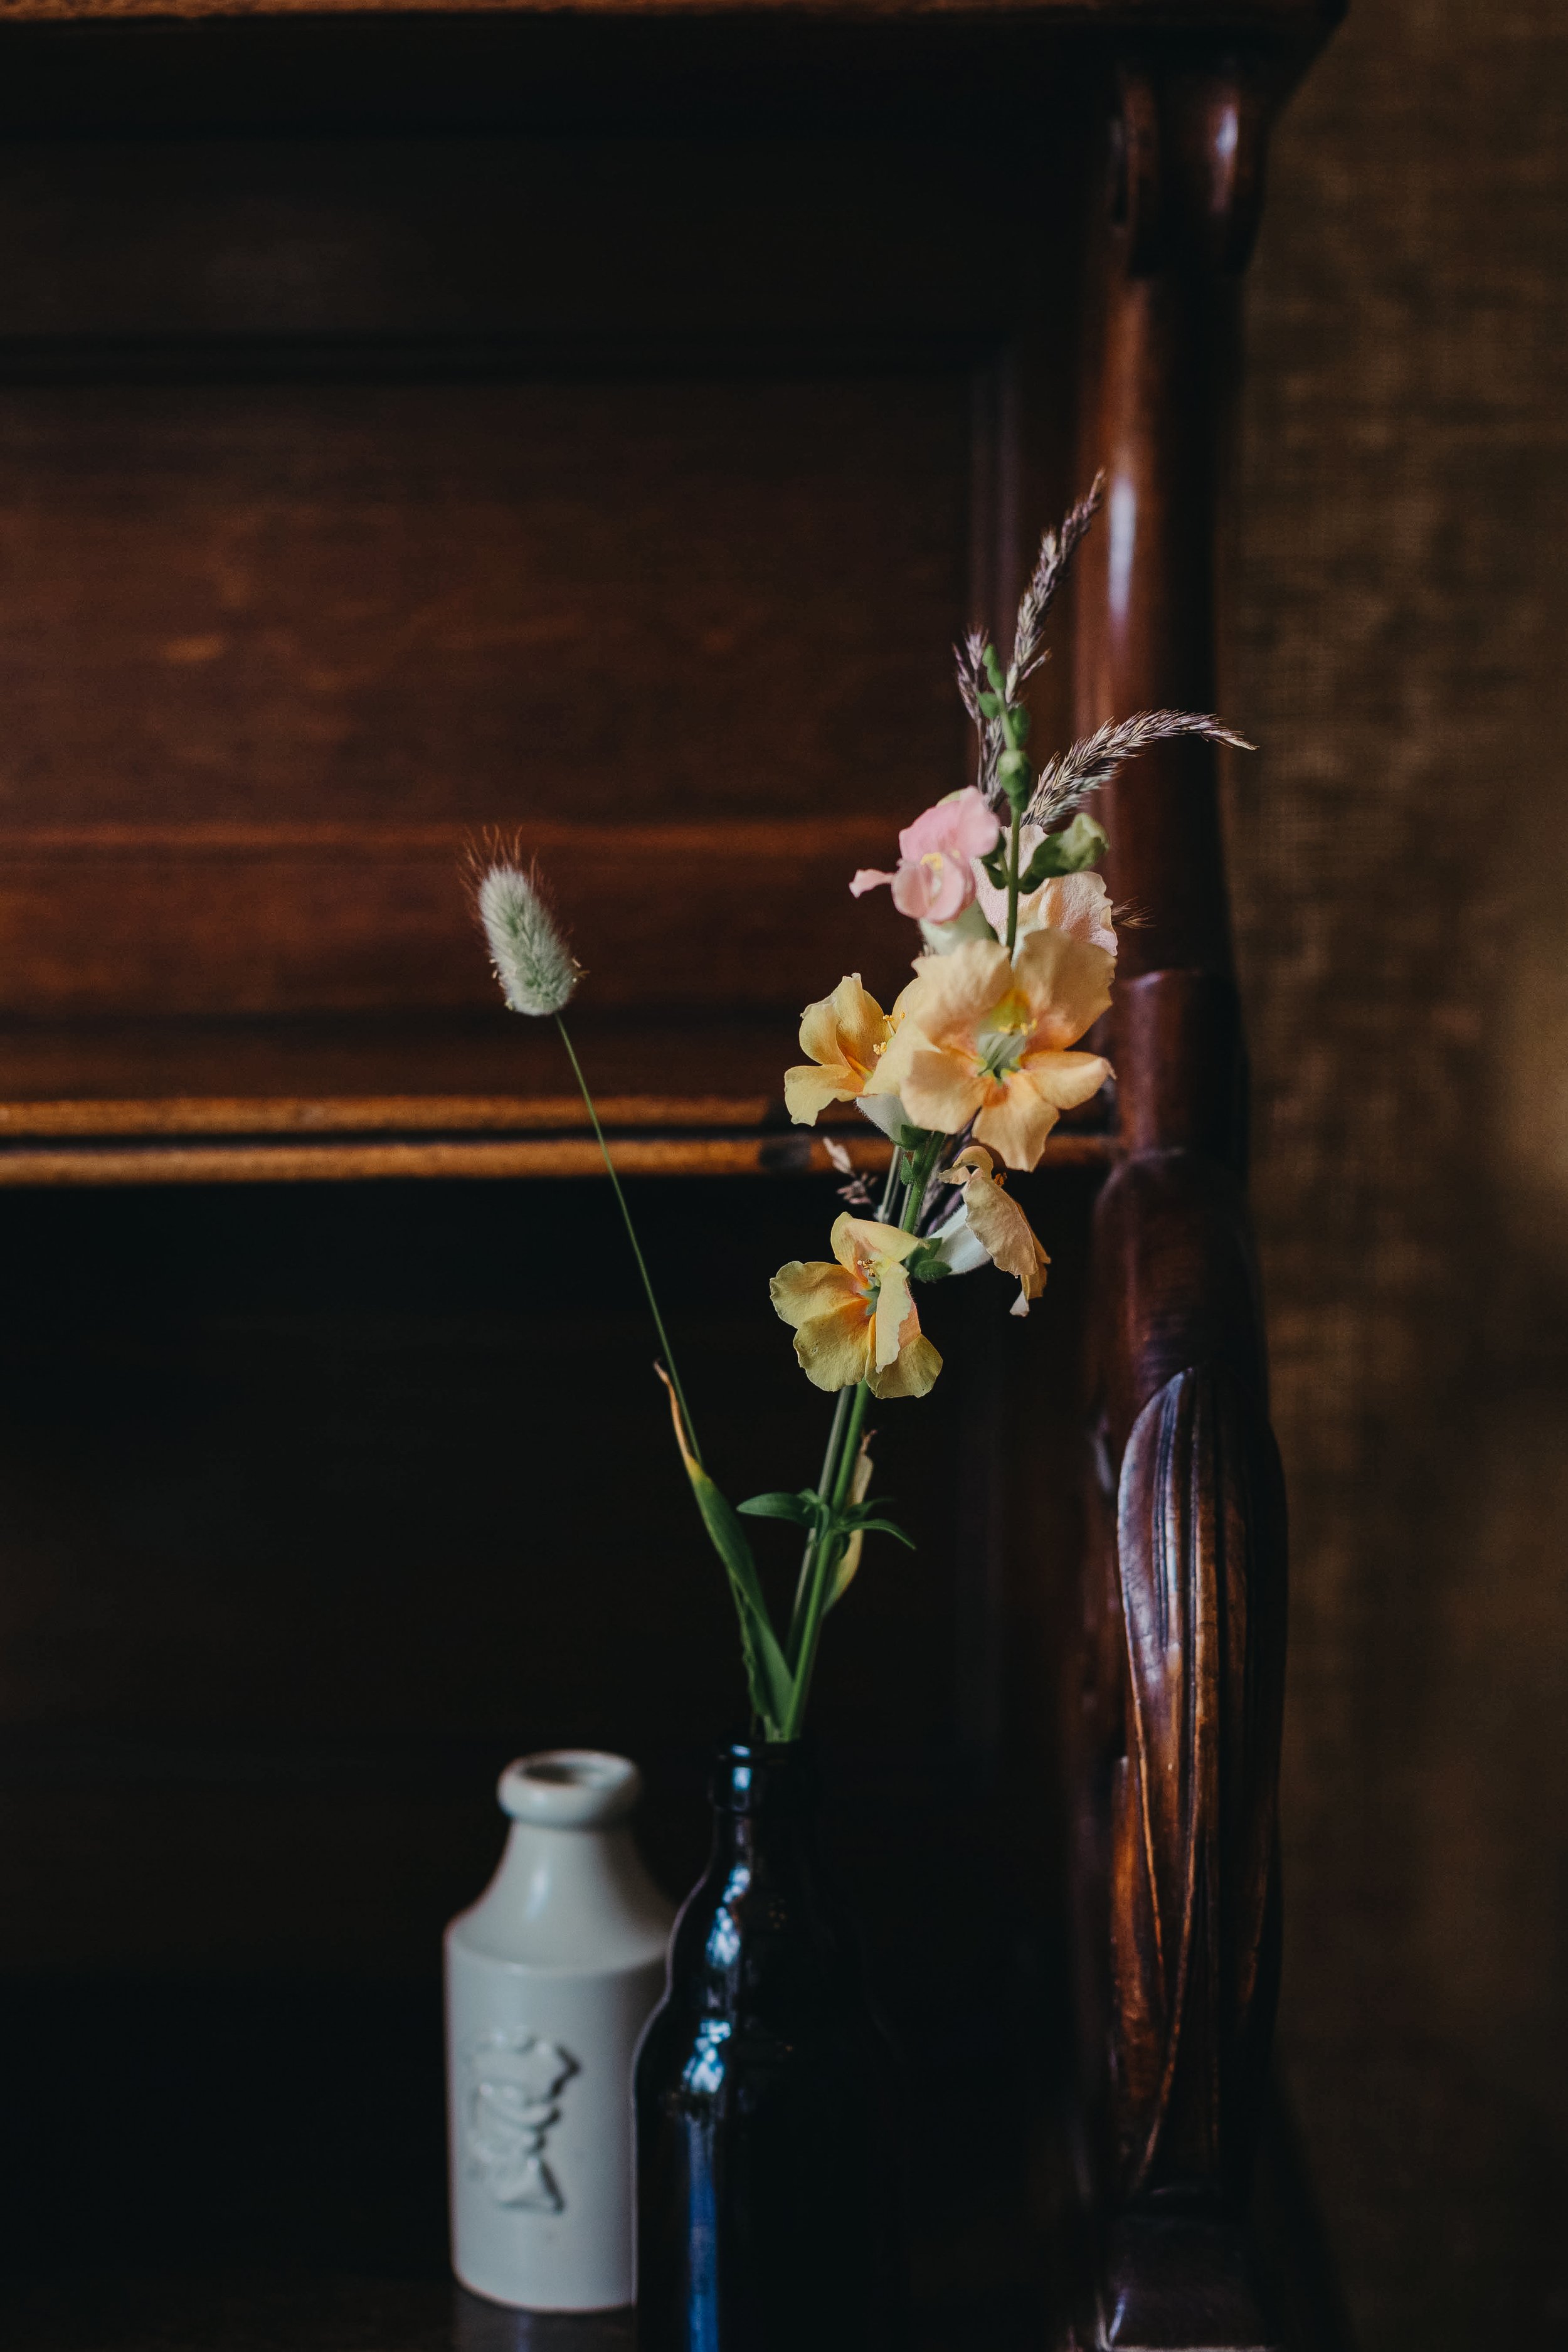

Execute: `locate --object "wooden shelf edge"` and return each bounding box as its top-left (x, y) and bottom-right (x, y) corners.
top-left (0, 0), bottom-right (1343, 28)
top-left (0, 1129), bottom-right (1113, 1184)
top-left (0, 1093), bottom-right (775, 1138)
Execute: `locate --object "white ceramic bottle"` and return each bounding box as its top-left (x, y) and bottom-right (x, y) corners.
top-left (445, 1749), bottom-right (674, 2311)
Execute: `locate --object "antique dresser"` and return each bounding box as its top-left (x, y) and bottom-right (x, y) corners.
top-left (0, 0), bottom-right (1342, 2342)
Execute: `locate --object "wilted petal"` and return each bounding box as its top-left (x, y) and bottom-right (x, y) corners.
top-left (829, 1436), bottom-right (877, 1605)
top-left (943, 1145), bottom-right (1049, 1311)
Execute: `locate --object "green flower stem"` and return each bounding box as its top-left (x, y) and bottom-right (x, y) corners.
top-left (1005, 801), bottom-right (1023, 956)
top-left (900, 1132), bottom-right (946, 1232)
top-left (781, 1377), bottom-right (872, 1739)
top-left (786, 1382), bottom-right (853, 1664)
top-left (785, 1133), bottom-right (911, 1667)
top-left (554, 1014), bottom-right (704, 1471)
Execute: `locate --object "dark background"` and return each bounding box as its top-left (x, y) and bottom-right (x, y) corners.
top-left (1230, 0), bottom-right (1568, 2340)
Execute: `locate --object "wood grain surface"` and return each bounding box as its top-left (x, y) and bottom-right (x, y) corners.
top-left (0, 127), bottom-right (1038, 1146)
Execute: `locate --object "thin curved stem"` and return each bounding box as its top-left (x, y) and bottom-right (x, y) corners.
top-left (781, 1378), bottom-right (872, 1739)
top-left (555, 1014), bottom-right (704, 1471)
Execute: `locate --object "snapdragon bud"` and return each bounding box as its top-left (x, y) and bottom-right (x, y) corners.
top-left (997, 747), bottom-right (1032, 808)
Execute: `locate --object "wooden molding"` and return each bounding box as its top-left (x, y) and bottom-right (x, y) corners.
top-left (0, 0), bottom-right (1344, 28)
top-left (1113, 1364), bottom-right (1286, 2200)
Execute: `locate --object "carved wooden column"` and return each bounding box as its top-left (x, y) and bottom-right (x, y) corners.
top-left (1071, 53), bottom-right (1292, 2352)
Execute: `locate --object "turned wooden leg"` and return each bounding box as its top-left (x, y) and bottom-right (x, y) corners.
top-left (1069, 57), bottom-right (1297, 2352)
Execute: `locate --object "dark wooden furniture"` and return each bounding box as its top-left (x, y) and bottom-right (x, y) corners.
top-left (0, 3), bottom-right (1342, 2346)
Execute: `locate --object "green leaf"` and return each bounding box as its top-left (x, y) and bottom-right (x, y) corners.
top-left (1018, 813), bottom-right (1109, 888)
top-left (979, 847), bottom-right (1009, 887)
top-left (737, 1490), bottom-right (820, 1527)
top-left (657, 1370), bottom-right (794, 1735)
top-left (684, 1463), bottom-right (795, 1733)
top-left (895, 1123), bottom-right (930, 1150)
top-left (845, 1517), bottom-right (917, 1549)
top-left (903, 1242), bottom-right (951, 1286)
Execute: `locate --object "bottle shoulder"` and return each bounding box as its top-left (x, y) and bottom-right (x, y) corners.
top-left (448, 1820), bottom-right (674, 1971)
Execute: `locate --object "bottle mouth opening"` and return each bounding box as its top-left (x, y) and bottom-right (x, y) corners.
top-left (712, 1740), bottom-right (814, 1809)
top-left (524, 1757), bottom-right (622, 1789)
top-left (499, 1749), bottom-right (642, 1825)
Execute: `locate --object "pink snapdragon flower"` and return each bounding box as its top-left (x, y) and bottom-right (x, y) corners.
top-left (849, 787), bottom-right (1001, 923)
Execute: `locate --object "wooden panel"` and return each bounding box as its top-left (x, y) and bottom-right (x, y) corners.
top-left (0, 372), bottom-right (963, 1102)
top-left (0, 818), bottom-right (916, 1012)
top-left (0, 137), bottom-right (1014, 343)
top-left (0, 127), bottom-right (1042, 1155)
top-left (0, 378), bottom-right (968, 832)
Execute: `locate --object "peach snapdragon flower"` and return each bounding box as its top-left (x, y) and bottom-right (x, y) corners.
top-left (849, 787), bottom-right (1000, 923)
top-left (869, 928), bottom-right (1112, 1172)
top-left (973, 844), bottom-right (1118, 958)
top-left (770, 1214), bottom-right (941, 1399)
top-left (938, 1145), bottom-right (1050, 1316)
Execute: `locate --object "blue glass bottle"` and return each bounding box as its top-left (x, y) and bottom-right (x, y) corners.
top-left (634, 1744), bottom-right (904, 2351)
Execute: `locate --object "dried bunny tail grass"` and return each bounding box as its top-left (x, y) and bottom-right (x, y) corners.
top-left (1009, 472), bottom-right (1106, 692)
top-left (1028, 710), bottom-right (1254, 826)
top-left (467, 838), bottom-right (582, 1016)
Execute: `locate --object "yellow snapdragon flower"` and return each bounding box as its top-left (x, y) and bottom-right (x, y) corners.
top-left (770, 1214), bottom-right (941, 1399)
top-left (783, 975), bottom-right (896, 1126)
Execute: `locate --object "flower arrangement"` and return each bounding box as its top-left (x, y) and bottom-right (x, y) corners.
top-left (471, 479), bottom-right (1248, 1744)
